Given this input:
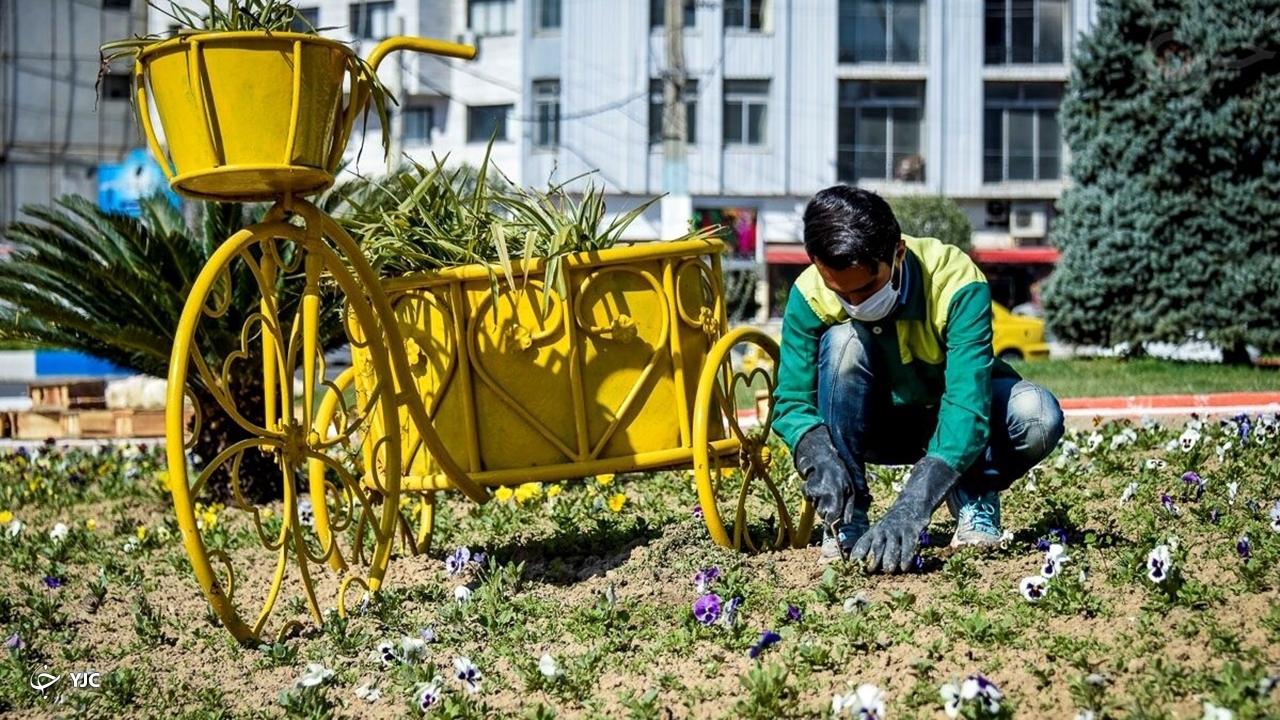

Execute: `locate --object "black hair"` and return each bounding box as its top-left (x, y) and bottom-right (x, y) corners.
top-left (802, 185), bottom-right (901, 270)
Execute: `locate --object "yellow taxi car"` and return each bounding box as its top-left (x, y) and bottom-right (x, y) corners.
top-left (992, 302), bottom-right (1050, 361)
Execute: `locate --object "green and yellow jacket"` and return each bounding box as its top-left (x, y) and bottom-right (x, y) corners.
top-left (773, 235), bottom-right (1019, 474)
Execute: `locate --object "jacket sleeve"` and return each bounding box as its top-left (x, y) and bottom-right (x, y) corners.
top-left (773, 285), bottom-right (829, 450)
top-left (926, 282), bottom-right (995, 472)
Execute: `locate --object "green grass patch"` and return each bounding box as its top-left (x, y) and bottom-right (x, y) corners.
top-left (1012, 357), bottom-right (1279, 398)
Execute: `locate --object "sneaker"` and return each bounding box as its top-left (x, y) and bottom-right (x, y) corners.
top-left (818, 513), bottom-right (870, 564)
top-left (946, 486), bottom-right (1003, 548)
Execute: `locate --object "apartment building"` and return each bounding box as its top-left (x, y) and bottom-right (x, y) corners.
top-left (4, 1), bottom-right (1098, 317)
top-left (0, 0), bottom-right (147, 228)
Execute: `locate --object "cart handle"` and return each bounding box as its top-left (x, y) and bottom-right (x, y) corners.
top-left (367, 36), bottom-right (477, 73)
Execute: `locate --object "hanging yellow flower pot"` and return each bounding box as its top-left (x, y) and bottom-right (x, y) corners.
top-left (134, 32), bottom-right (364, 200)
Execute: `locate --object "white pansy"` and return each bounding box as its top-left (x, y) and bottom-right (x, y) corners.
top-left (538, 653), bottom-right (561, 679)
top-left (453, 585), bottom-right (473, 604)
top-left (49, 523), bottom-right (68, 541)
top-left (295, 663), bottom-right (334, 688)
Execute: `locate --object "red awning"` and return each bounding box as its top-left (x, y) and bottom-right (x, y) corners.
top-left (765, 244), bottom-right (810, 264)
top-left (970, 247), bottom-right (1061, 264)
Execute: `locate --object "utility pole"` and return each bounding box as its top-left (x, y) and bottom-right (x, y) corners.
top-left (660, 0), bottom-right (691, 241)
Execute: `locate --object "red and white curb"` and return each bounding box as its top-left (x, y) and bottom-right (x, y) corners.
top-left (1058, 392), bottom-right (1280, 419)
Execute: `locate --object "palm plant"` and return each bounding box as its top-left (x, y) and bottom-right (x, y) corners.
top-left (0, 194), bottom-right (347, 502)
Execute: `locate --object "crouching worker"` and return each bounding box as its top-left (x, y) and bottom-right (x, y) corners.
top-left (774, 186), bottom-right (1065, 572)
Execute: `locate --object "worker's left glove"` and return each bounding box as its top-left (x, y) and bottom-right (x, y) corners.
top-left (849, 455), bottom-right (960, 573)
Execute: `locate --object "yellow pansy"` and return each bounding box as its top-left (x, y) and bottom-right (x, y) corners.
top-left (399, 495), bottom-right (412, 509)
top-left (607, 493), bottom-right (627, 513)
top-left (156, 470), bottom-right (172, 494)
top-left (0, 510), bottom-right (11, 525)
top-left (261, 507), bottom-right (273, 520)
top-left (494, 486), bottom-right (515, 503)
top-left (546, 484), bottom-right (563, 498)
top-left (200, 508), bottom-right (218, 530)
top-left (85, 518), bottom-right (96, 532)
top-left (596, 473), bottom-right (615, 487)
top-left (514, 483), bottom-right (542, 504)
top-left (136, 525), bottom-right (147, 540)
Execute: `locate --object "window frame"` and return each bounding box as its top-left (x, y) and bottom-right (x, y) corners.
top-left (469, 0), bottom-right (517, 36)
top-left (532, 79), bottom-right (561, 150)
top-left (290, 7), bottom-right (321, 32)
top-left (467, 104), bottom-right (513, 143)
top-left (984, 0), bottom-right (1068, 65)
top-left (650, 0), bottom-right (697, 29)
top-left (648, 78), bottom-right (700, 146)
top-left (723, 79), bottom-right (770, 147)
top-left (836, 80), bottom-right (927, 182)
top-left (837, 0), bottom-right (926, 64)
top-left (534, 0), bottom-right (561, 31)
top-left (102, 0), bottom-right (132, 10)
top-left (349, 1), bottom-right (394, 40)
top-left (723, 0), bottom-right (766, 32)
top-left (100, 73), bottom-right (132, 100)
top-left (982, 82), bottom-right (1064, 182)
top-left (403, 105), bottom-right (435, 145)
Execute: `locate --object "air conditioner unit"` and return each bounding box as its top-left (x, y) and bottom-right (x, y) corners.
top-left (1009, 202), bottom-right (1048, 240)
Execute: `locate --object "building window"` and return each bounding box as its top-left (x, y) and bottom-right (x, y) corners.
top-left (532, 80), bottom-right (561, 149)
top-left (535, 0), bottom-right (561, 30)
top-left (985, 0), bottom-right (1066, 64)
top-left (349, 2), bottom-right (394, 40)
top-left (650, 0), bottom-right (696, 29)
top-left (290, 7), bottom-right (321, 32)
top-left (724, 0), bottom-right (766, 31)
top-left (649, 78), bottom-right (699, 145)
top-left (404, 106), bottom-right (434, 144)
top-left (101, 74), bottom-right (131, 100)
top-left (723, 80), bottom-right (769, 146)
top-left (838, 0), bottom-right (924, 64)
top-left (468, 104), bottom-right (512, 143)
top-left (837, 81), bottom-right (925, 182)
top-left (983, 83), bottom-right (1063, 181)
top-left (469, 0), bottom-right (516, 36)
top-left (102, 0), bottom-right (132, 9)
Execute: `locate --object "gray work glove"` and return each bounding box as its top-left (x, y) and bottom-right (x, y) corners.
top-left (794, 425), bottom-right (858, 536)
top-left (849, 455), bottom-right (960, 573)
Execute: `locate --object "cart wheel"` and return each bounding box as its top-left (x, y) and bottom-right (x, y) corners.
top-left (692, 327), bottom-right (815, 552)
top-left (166, 212), bottom-right (402, 644)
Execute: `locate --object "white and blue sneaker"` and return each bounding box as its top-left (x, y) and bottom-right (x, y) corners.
top-left (946, 487), bottom-right (1003, 547)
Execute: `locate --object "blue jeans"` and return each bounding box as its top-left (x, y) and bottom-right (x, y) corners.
top-left (816, 322), bottom-right (1064, 499)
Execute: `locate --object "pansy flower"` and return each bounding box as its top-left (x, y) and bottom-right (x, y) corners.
top-left (1147, 544), bottom-right (1173, 583)
top-left (748, 629), bottom-right (781, 659)
top-left (374, 640), bottom-right (398, 665)
top-left (1161, 494), bottom-right (1178, 515)
top-left (1020, 576), bottom-right (1047, 602)
top-left (49, 523), bottom-right (68, 541)
top-left (693, 567), bottom-right (721, 593)
top-left (833, 683), bottom-right (886, 720)
top-left (1269, 500), bottom-right (1280, 533)
top-left (1179, 428), bottom-right (1201, 452)
top-left (693, 594), bottom-right (722, 625)
top-left (959, 674), bottom-right (1004, 716)
top-left (1182, 471), bottom-right (1205, 498)
top-left (1227, 482), bottom-right (1239, 506)
top-left (607, 493), bottom-right (628, 512)
top-left (42, 576), bottom-right (61, 589)
top-left (295, 663), bottom-right (334, 688)
top-left (353, 683), bottom-right (381, 702)
top-left (785, 605), bottom-right (803, 623)
top-left (453, 657), bottom-right (482, 693)
top-left (692, 504), bottom-right (704, 519)
top-left (446, 546), bottom-right (472, 576)
top-left (1040, 543), bottom-right (1069, 578)
top-left (453, 586), bottom-right (473, 604)
top-left (1236, 536), bottom-right (1251, 560)
top-left (417, 682), bottom-right (442, 711)
top-left (1144, 458), bottom-right (1168, 470)
top-left (722, 596), bottom-right (744, 627)
top-left (1119, 482), bottom-right (1139, 506)
top-left (399, 636), bottom-right (428, 663)
top-left (4, 633), bottom-right (24, 651)
top-left (1201, 700), bottom-right (1234, 720)
top-left (1111, 428), bottom-right (1138, 449)
top-left (538, 653), bottom-right (562, 679)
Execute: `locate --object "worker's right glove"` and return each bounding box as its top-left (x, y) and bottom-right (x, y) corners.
top-left (794, 425), bottom-right (858, 534)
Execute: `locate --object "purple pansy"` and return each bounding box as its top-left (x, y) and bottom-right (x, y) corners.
top-left (693, 567), bottom-right (721, 593)
top-left (748, 630), bottom-right (781, 659)
top-left (42, 576), bottom-right (61, 589)
top-left (1161, 494), bottom-right (1178, 515)
top-left (693, 594), bottom-right (722, 625)
top-left (785, 605), bottom-right (802, 623)
top-left (1237, 536), bottom-right (1252, 560)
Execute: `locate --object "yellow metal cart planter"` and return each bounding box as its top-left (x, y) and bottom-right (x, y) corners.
top-left (142, 31), bottom-right (813, 645)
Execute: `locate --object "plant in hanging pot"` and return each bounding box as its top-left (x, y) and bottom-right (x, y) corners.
top-left (99, 0), bottom-right (396, 201)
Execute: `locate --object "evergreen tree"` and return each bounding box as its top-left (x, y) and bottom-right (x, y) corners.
top-left (1044, 0), bottom-right (1280, 360)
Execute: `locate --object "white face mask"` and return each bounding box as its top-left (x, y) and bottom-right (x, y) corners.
top-left (838, 259), bottom-right (900, 322)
